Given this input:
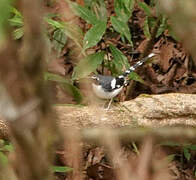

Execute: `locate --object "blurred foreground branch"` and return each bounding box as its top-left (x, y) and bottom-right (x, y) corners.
top-left (81, 126), bottom-right (196, 144)
top-left (0, 0), bottom-right (61, 180)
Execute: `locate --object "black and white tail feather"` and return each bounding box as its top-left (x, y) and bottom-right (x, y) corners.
top-left (91, 53), bottom-right (155, 109)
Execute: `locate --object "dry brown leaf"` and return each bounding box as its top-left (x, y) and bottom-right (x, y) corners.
top-left (47, 57), bottom-right (65, 76)
top-left (158, 39), bottom-right (174, 72)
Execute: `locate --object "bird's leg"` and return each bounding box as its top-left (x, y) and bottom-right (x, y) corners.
top-left (105, 98), bottom-right (113, 110)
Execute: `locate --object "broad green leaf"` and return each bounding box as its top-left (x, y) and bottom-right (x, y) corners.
top-left (84, 0), bottom-right (92, 8)
top-left (138, 2), bottom-right (152, 17)
top-left (148, 17), bottom-right (156, 28)
top-left (109, 44), bottom-right (129, 74)
top-left (114, 0), bottom-right (134, 23)
top-left (128, 72), bottom-right (144, 84)
top-left (10, 7), bottom-right (22, 17)
top-left (13, 27), bottom-right (24, 40)
top-left (63, 22), bottom-right (83, 48)
top-left (83, 21), bottom-right (106, 50)
top-left (150, 0), bottom-right (155, 7)
top-left (0, 144), bottom-right (14, 152)
top-left (45, 18), bottom-right (64, 29)
top-left (0, 152), bottom-right (8, 165)
top-left (8, 16), bottom-right (23, 27)
top-left (183, 148), bottom-right (191, 161)
top-left (143, 17), bottom-right (151, 39)
top-left (8, 7), bottom-right (24, 39)
top-left (0, 0), bottom-right (13, 43)
top-left (46, 13), bottom-right (60, 19)
top-left (165, 154), bottom-right (176, 163)
top-left (132, 142), bottom-right (139, 155)
top-left (185, 144), bottom-right (196, 150)
top-left (160, 141), bottom-right (180, 147)
top-left (70, 2), bottom-right (99, 25)
top-left (156, 16), bottom-right (167, 38)
top-left (72, 51), bottom-right (104, 79)
top-left (44, 72), bottom-right (83, 103)
top-left (91, 0), bottom-right (107, 23)
top-left (123, 0), bottom-right (135, 13)
top-left (46, 18), bottom-right (83, 48)
top-left (51, 166), bottom-right (73, 173)
top-left (110, 16), bottom-right (133, 46)
top-left (52, 29), bottom-right (67, 53)
top-left (0, 139), bottom-right (4, 145)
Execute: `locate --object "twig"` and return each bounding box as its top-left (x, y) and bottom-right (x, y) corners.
top-left (81, 126), bottom-right (196, 144)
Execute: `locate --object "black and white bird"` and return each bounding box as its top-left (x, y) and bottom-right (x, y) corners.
top-left (91, 53), bottom-right (155, 109)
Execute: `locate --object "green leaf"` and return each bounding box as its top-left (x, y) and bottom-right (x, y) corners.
top-left (132, 142), bottom-right (139, 155)
top-left (72, 51), bottom-right (105, 80)
top-left (160, 141), bottom-right (180, 147)
top-left (185, 144), bottom-right (196, 150)
top-left (156, 16), bottom-right (167, 38)
top-left (51, 166), bottom-right (73, 173)
top-left (8, 7), bottom-right (24, 39)
top-left (70, 2), bottom-right (99, 25)
top-left (0, 139), bottom-right (4, 145)
top-left (0, 144), bottom-right (14, 152)
top-left (91, 0), bottom-right (107, 23)
top-left (83, 21), bottom-right (106, 50)
top-left (10, 7), bottom-right (22, 17)
top-left (148, 17), bottom-right (156, 28)
top-left (3, 144), bottom-right (14, 152)
top-left (109, 44), bottom-right (129, 74)
top-left (44, 72), bottom-right (83, 103)
top-left (84, 0), bottom-right (92, 8)
top-left (0, 0), bottom-right (13, 43)
top-left (13, 27), bottom-right (24, 40)
top-left (165, 154), bottom-right (176, 163)
top-left (46, 18), bottom-right (83, 49)
top-left (0, 152), bottom-right (8, 165)
top-left (8, 16), bottom-right (23, 27)
top-left (143, 17), bottom-right (151, 39)
top-left (46, 13), bottom-right (60, 19)
top-left (114, 0), bottom-right (134, 23)
top-left (123, 0), bottom-right (135, 13)
top-left (138, 2), bottom-right (152, 17)
top-left (52, 29), bottom-right (67, 53)
top-left (183, 147), bottom-right (191, 161)
top-left (128, 72), bottom-right (145, 84)
top-left (63, 22), bottom-right (83, 48)
top-left (110, 16), bottom-right (133, 46)
top-left (45, 18), bottom-right (64, 29)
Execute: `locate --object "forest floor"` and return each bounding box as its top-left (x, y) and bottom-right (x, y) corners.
top-left (44, 0), bottom-right (196, 179)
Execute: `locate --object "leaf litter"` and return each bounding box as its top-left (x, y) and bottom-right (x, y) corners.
top-left (44, 0), bottom-right (196, 179)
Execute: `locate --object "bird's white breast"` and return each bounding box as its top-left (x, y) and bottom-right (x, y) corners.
top-left (92, 83), bottom-right (123, 99)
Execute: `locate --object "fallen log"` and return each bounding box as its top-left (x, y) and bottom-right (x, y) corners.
top-left (1, 93), bottom-right (196, 141)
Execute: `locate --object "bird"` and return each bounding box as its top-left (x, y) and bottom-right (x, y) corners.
top-left (91, 53), bottom-right (155, 110)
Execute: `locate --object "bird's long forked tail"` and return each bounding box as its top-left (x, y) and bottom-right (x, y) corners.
top-left (122, 53), bottom-right (155, 77)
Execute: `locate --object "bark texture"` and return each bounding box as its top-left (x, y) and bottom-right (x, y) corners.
top-left (1, 93), bottom-right (196, 140)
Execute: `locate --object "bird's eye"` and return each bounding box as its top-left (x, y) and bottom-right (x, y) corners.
top-left (91, 75), bottom-right (97, 79)
top-left (91, 75), bottom-right (100, 85)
